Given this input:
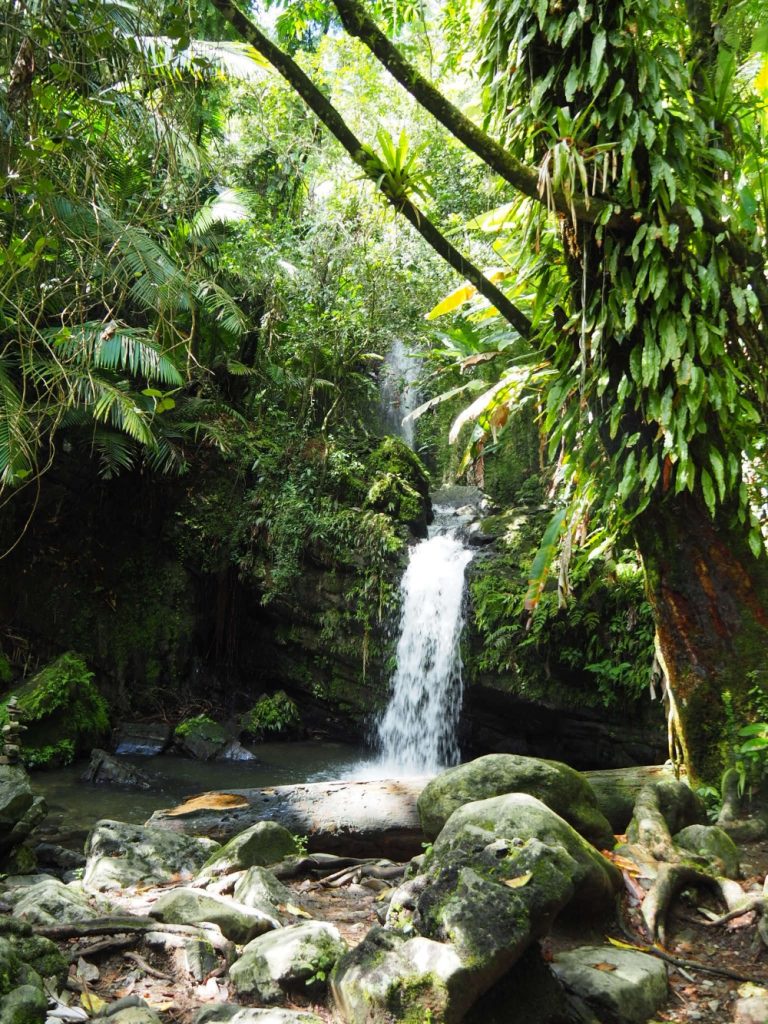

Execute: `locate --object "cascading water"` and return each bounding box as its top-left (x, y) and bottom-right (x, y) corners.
top-left (379, 338), bottom-right (419, 446)
top-left (373, 504), bottom-right (474, 776)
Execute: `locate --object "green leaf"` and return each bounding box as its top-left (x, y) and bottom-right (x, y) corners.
top-left (524, 508), bottom-right (567, 612)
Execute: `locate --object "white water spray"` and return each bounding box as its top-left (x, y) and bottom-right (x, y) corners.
top-left (379, 338), bottom-right (419, 446)
top-left (374, 508), bottom-right (474, 775)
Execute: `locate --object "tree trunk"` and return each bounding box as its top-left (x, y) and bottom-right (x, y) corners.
top-left (634, 492), bottom-right (768, 783)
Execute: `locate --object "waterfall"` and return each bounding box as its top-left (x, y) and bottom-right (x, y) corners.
top-left (373, 505), bottom-right (474, 776)
top-left (379, 338), bottom-right (419, 445)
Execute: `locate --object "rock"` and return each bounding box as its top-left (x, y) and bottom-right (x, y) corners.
top-left (418, 753), bottom-right (614, 848)
top-left (34, 842), bottom-right (86, 875)
top-left (0, 982), bottom-right (48, 1024)
top-left (198, 822), bottom-right (299, 880)
top-left (233, 866), bottom-right (294, 914)
top-left (0, 764), bottom-right (47, 862)
top-left (108, 1008), bottom-right (164, 1024)
top-left (194, 1006), bottom-right (325, 1024)
top-left (331, 925), bottom-right (466, 1024)
top-left (11, 877), bottom-right (100, 925)
top-left (552, 945), bottom-right (668, 1024)
top-left (230, 921), bottom-right (347, 1002)
top-left (181, 936), bottom-right (219, 982)
top-left (720, 818), bottom-right (768, 844)
top-left (673, 824), bottom-right (740, 878)
top-left (113, 722), bottom-right (171, 756)
top-left (81, 749), bottom-right (152, 788)
top-left (174, 716), bottom-right (230, 760)
top-left (733, 982), bottom-right (768, 1024)
top-left (150, 887), bottom-right (279, 943)
top-left (148, 778), bottom-right (426, 859)
top-left (83, 819), bottom-right (218, 892)
top-left (217, 740), bottom-right (257, 761)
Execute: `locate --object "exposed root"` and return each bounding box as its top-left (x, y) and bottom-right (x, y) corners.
top-left (641, 863), bottom-right (718, 945)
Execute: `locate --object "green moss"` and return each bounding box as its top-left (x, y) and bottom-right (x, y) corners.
top-left (174, 714), bottom-right (226, 743)
top-left (2, 653), bottom-right (109, 766)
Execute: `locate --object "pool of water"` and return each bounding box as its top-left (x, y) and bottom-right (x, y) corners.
top-left (31, 740), bottom-right (366, 845)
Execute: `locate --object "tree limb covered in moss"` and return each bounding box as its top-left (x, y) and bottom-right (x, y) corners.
top-left (332, 0), bottom-right (627, 230)
top-left (206, 0), bottom-right (532, 339)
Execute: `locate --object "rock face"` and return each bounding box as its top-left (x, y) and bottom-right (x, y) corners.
top-left (83, 819), bottom-right (218, 891)
top-left (0, 765), bottom-right (47, 865)
top-left (552, 945), bottom-right (668, 1024)
top-left (418, 753), bottom-right (614, 848)
top-left (230, 921), bottom-right (348, 1002)
top-left (333, 794), bottom-right (621, 1023)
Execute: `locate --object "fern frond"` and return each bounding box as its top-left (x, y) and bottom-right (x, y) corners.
top-left (189, 188), bottom-right (253, 239)
top-left (49, 322), bottom-right (183, 386)
top-left (0, 358), bottom-right (34, 487)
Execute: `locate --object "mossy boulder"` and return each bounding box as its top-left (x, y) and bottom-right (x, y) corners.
top-left (0, 765), bottom-right (46, 864)
top-left (174, 714), bottom-right (230, 760)
top-left (0, 919), bottom-right (67, 1023)
top-left (198, 821), bottom-right (300, 880)
top-left (10, 877), bottom-right (102, 926)
top-left (418, 754), bottom-right (614, 849)
top-left (230, 921), bottom-right (348, 1002)
top-left (673, 824), bottom-right (740, 879)
top-left (364, 437), bottom-right (431, 537)
top-left (150, 888), bottom-right (279, 944)
top-left (83, 819), bottom-right (218, 892)
top-left (1, 652), bottom-right (108, 767)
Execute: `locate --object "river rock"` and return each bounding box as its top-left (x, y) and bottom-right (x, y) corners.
top-left (331, 925), bottom-right (465, 1024)
top-left (673, 824), bottom-right (740, 878)
top-left (198, 821), bottom-right (299, 880)
top-left (150, 887), bottom-right (280, 943)
top-left (195, 1007), bottom-right (325, 1024)
top-left (1, 983), bottom-right (48, 1024)
top-left (552, 945), bottom-right (668, 1024)
top-left (0, 765), bottom-right (47, 863)
top-left (418, 753), bottom-right (614, 848)
top-left (233, 866), bottom-right (294, 914)
top-left (83, 819), bottom-right (218, 892)
top-left (11, 876), bottom-right (100, 925)
top-left (82, 748), bottom-right (153, 788)
top-left (230, 921), bottom-right (347, 1002)
top-left (0, 922), bottom-right (67, 1023)
top-left (217, 739), bottom-right (258, 761)
top-left (108, 1008), bottom-right (164, 1024)
top-left (113, 722), bottom-right (172, 756)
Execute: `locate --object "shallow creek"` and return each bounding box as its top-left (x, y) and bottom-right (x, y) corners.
top-left (30, 740), bottom-right (364, 845)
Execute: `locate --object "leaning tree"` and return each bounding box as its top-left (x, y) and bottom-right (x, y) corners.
top-left (205, 0), bottom-right (768, 781)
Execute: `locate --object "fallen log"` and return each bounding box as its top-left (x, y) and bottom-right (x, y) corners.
top-left (584, 764), bottom-right (679, 833)
top-left (145, 777), bottom-right (429, 860)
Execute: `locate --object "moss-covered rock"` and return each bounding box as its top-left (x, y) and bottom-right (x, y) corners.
top-left (418, 754), bottom-right (614, 849)
top-left (673, 824), bottom-right (740, 879)
top-left (198, 821), bottom-right (300, 879)
top-left (0, 920), bottom-right (66, 1024)
top-left (364, 437), bottom-right (431, 537)
top-left (240, 692), bottom-right (301, 741)
top-left (174, 715), bottom-right (229, 760)
top-left (1, 653), bottom-right (108, 767)
top-left (230, 921), bottom-right (348, 1002)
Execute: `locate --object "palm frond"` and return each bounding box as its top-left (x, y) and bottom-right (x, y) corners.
top-left (133, 37), bottom-right (270, 82)
top-left (189, 188), bottom-right (253, 239)
top-left (50, 322), bottom-right (183, 386)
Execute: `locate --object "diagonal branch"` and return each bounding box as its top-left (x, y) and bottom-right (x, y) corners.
top-left (206, 0), bottom-right (532, 339)
top-left (331, 0), bottom-right (628, 230)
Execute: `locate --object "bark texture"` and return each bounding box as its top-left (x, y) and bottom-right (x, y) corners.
top-left (634, 493), bottom-right (768, 782)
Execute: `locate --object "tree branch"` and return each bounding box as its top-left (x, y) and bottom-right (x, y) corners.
top-left (206, 0), bottom-right (532, 339)
top-left (331, 0), bottom-right (629, 231)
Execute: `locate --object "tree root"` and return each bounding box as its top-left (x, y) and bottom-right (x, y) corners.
top-left (34, 917), bottom-right (232, 953)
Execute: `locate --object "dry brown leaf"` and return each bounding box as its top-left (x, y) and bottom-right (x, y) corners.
top-left (503, 872), bottom-right (532, 888)
top-left (592, 962), bottom-right (617, 972)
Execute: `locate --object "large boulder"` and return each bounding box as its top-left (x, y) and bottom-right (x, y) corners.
top-left (418, 754), bottom-right (614, 849)
top-left (83, 819), bottom-right (218, 892)
top-left (334, 795), bottom-right (620, 1024)
top-left (150, 888), bottom-right (279, 944)
top-left (11, 877), bottom-right (101, 925)
top-left (230, 921), bottom-right (348, 1002)
top-left (331, 926), bottom-right (466, 1024)
top-left (0, 765), bottom-right (47, 863)
top-left (673, 824), bottom-right (740, 879)
top-left (552, 945), bottom-right (668, 1024)
top-left (198, 821), bottom-right (299, 880)
top-left (195, 1007), bottom-right (325, 1024)
top-left (233, 866), bottom-right (295, 916)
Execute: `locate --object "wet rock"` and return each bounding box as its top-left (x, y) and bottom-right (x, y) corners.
top-left (673, 824), bottom-right (740, 878)
top-left (10, 876), bottom-right (100, 925)
top-left (83, 819), bottom-right (218, 892)
top-left (418, 753), bottom-right (614, 848)
top-left (34, 841), bottom-right (86, 875)
top-left (0, 765), bottom-right (47, 864)
top-left (113, 722), bottom-right (171, 756)
top-left (174, 717), bottom-right (230, 761)
top-left (194, 1006), bottom-right (325, 1024)
top-left (217, 740), bottom-right (257, 762)
top-left (552, 945), bottom-right (668, 1024)
top-left (81, 748), bottom-right (152, 788)
top-left (230, 921), bottom-right (347, 1002)
top-left (150, 887), bottom-right (279, 944)
top-left (197, 821), bottom-right (299, 880)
